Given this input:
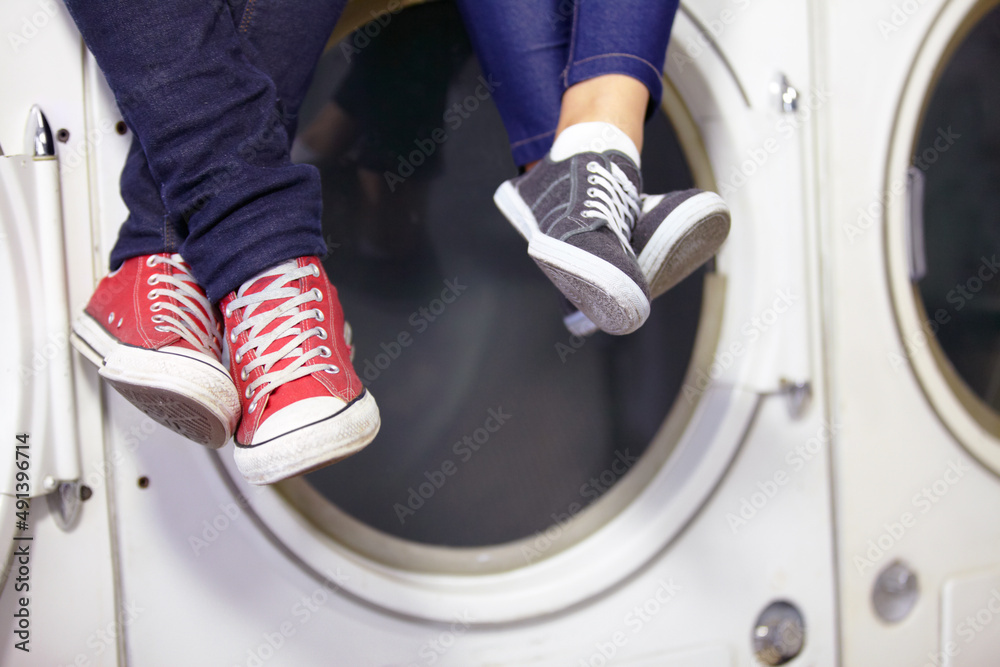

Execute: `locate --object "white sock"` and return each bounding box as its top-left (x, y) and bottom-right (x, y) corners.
top-left (549, 121), bottom-right (641, 167)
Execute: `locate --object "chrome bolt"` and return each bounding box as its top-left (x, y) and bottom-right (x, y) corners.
top-left (753, 600), bottom-right (805, 665)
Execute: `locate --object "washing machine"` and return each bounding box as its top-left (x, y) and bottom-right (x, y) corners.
top-left (824, 0), bottom-right (1000, 665)
top-left (3, 0), bottom-right (996, 665)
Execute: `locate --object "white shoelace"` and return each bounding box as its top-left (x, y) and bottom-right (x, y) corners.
top-left (146, 254), bottom-right (222, 357)
top-left (224, 261), bottom-right (339, 412)
top-left (581, 160), bottom-right (641, 254)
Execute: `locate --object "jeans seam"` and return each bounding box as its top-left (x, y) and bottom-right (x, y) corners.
top-left (561, 0), bottom-right (581, 90)
top-left (239, 0), bottom-right (257, 34)
top-left (568, 52), bottom-right (663, 80)
top-left (510, 129), bottom-right (556, 148)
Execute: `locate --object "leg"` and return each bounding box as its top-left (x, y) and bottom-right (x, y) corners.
top-left (461, 0), bottom-right (728, 336)
top-left (67, 0), bottom-right (380, 482)
top-left (109, 0), bottom-right (345, 272)
top-left (62, 0), bottom-right (337, 302)
top-left (455, 0), bottom-right (569, 167)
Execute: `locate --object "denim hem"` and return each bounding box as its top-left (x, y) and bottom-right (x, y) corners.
top-left (565, 53), bottom-right (665, 109)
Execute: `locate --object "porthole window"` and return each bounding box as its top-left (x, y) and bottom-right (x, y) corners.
top-left (288, 0), bottom-right (704, 549)
top-left (913, 3), bottom-right (1000, 416)
top-left (887, 0), bottom-right (1000, 473)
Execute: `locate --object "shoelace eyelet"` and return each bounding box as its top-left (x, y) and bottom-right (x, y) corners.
top-left (234, 351), bottom-right (242, 364)
top-left (151, 315), bottom-right (164, 323)
top-left (324, 366), bottom-right (340, 374)
top-left (587, 161), bottom-right (600, 172)
top-left (318, 346), bottom-right (332, 358)
top-left (310, 264), bottom-right (320, 277)
top-left (107, 312), bottom-right (115, 325)
top-left (240, 369), bottom-right (249, 382)
top-left (245, 386), bottom-right (254, 400)
top-left (147, 275), bottom-right (159, 285)
top-left (312, 288), bottom-right (323, 301)
top-left (229, 331), bottom-right (237, 344)
top-left (248, 398), bottom-right (259, 413)
top-left (154, 325), bottom-right (168, 333)
top-left (145, 256), bottom-right (159, 267)
top-left (146, 290), bottom-right (159, 300)
top-left (314, 327), bottom-right (328, 340)
top-left (314, 309), bottom-right (324, 322)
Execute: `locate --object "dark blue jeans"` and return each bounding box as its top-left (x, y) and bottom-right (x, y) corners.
top-left (62, 0), bottom-right (346, 302)
top-left (456, 0), bottom-right (679, 166)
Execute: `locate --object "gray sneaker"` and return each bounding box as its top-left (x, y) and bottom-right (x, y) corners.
top-left (562, 189), bottom-right (731, 336)
top-left (494, 150), bottom-right (649, 335)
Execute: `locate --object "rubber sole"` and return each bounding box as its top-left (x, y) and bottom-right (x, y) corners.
top-left (71, 314), bottom-right (240, 448)
top-left (494, 180), bottom-right (649, 335)
top-left (234, 390), bottom-right (381, 485)
top-left (639, 191), bottom-right (731, 298)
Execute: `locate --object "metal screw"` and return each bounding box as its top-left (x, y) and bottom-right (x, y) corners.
top-left (753, 600), bottom-right (805, 665)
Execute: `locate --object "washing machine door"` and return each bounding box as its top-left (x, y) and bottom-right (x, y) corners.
top-left (885, 0), bottom-right (1000, 471)
top-left (201, 2), bottom-right (812, 625)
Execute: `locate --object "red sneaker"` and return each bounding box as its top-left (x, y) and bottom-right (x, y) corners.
top-left (71, 254), bottom-right (240, 447)
top-left (220, 257), bottom-right (380, 485)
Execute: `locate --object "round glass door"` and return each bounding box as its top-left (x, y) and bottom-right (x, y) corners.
top-left (289, 0), bottom-right (706, 548)
top-left (913, 3), bottom-right (1000, 416)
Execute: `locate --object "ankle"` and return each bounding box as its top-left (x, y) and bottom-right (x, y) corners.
top-left (556, 74), bottom-right (648, 152)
